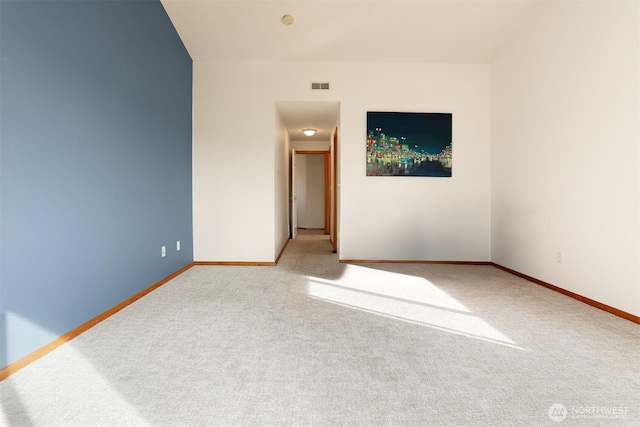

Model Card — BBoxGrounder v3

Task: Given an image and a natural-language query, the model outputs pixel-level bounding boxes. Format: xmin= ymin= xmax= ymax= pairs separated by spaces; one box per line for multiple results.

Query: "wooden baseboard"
xmin=193 ymin=261 xmax=276 ymax=266
xmin=0 ymin=262 xmax=195 ymax=382
xmin=337 ymin=259 xmax=638 ymax=324
xmin=340 ymin=259 xmax=492 ymax=265
xmin=275 ymin=238 xmax=290 ymax=264
xmin=3 ymin=258 xmax=634 ymax=382
xmin=492 ymin=263 xmax=640 ymax=325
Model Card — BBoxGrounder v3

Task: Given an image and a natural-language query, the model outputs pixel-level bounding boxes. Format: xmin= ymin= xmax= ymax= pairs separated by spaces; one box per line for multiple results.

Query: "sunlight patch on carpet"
xmin=306 ymin=264 xmax=521 ymax=349
xmin=1 ymin=344 xmax=150 ymax=425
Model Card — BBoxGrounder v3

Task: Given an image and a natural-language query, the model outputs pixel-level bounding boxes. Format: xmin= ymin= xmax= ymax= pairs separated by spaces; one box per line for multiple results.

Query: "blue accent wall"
xmin=0 ymin=0 xmax=193 ymax=368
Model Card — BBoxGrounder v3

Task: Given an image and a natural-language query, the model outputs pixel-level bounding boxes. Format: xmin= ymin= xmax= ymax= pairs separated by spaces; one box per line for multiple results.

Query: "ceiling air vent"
xmin=311 ymin=82 xmax=330 ymax=90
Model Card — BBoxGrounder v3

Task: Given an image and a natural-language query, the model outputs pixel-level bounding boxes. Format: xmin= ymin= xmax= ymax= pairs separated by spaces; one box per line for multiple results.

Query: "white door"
xmin=291 ymin=149 xmax=298 ymax=239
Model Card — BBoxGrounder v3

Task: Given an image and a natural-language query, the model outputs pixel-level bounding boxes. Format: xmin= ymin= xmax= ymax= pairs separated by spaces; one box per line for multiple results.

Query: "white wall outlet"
xmin=162 ymin=246 xmax=166 ymax=257
xmin=556 ymin=252 xmax=563 ymax=264
xmin=177 ymin=240 xmax=181 ymax=251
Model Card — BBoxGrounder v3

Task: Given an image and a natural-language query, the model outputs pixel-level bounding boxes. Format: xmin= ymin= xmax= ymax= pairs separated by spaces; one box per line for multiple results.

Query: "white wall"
xmin=193 ymin=61 xmax=491 ymax=262
xmin=296 ymin=153 xmax=307 ymax=228
xmin=292 ymin=140 xmax=330 ymax=151
xmin=274 ymin=110 xmax=289 ymax=258
xmin=306 ymin=154 xmax=325 ymax=229
xmin=491 ymin=1 xmax=640 ymax=316
xmin=193 ymin=63 xmax=276 ymax=262
xmin=338 ymin=64 xmax=491 ymax=261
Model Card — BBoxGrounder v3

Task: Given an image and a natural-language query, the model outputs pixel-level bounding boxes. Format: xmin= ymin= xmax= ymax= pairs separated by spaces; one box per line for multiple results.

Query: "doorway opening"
xmin=276 ymin=101 xmax=340 ymax=254
xmin=293 ymin=151 xmax=330 ymax=236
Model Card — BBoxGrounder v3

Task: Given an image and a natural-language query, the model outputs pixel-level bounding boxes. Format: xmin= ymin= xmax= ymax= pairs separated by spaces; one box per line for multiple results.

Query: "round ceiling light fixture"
xmin=281 ymin=15 xmax=294 ymax=25
xmin=302 ymin=129 xmax=317 ymax=136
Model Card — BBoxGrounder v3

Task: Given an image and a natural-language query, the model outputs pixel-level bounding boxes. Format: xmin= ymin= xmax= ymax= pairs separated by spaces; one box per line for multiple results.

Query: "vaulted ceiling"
xmin=161 ymin=0 xmax=538 ymax=63
xmin=160 ymin=0 xmax=539 ymax=140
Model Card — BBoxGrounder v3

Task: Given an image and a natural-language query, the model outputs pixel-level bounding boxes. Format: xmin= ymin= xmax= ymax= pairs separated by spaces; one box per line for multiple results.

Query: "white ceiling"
xmin=275 ymin=101 xmax=340 ymax=142
xmin=161 ymin=0 xmax=538 ymax=141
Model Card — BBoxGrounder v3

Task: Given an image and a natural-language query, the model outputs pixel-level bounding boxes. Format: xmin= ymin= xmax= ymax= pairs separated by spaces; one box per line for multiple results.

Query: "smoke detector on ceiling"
xmin=282 ymin=15 xmax=294 ymax=25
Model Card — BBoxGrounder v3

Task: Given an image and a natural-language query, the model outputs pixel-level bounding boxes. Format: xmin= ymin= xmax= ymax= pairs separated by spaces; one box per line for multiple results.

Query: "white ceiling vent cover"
xmin=311 ymin=82 xmax=330 ymax=90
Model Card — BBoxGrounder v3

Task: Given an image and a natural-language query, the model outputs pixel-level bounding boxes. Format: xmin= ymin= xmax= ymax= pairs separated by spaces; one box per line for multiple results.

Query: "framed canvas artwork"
xmin=366 ymin=112 xmax=452 ymax=177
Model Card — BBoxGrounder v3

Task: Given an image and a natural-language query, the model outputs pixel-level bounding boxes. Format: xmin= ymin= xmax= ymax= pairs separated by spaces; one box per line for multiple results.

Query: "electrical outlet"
xmin=162 ymin=246 xmax=166 ymax=257
xmin=556 ymin=252 xmax=563 ymax=264
xmin=177 ymin=240 xmax=181 ymax=251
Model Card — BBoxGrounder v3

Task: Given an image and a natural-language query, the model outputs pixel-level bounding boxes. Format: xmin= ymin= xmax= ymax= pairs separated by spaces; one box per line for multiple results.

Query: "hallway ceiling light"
xmin=281 ymin=15 xmax=294 ymax=25
xmin=302 ymin=129 xmax=317 ymax=136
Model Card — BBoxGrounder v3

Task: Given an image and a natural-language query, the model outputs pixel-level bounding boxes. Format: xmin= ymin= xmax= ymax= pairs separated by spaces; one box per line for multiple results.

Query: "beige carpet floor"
xmin=1 ymin=233 xmax=639 ymax=426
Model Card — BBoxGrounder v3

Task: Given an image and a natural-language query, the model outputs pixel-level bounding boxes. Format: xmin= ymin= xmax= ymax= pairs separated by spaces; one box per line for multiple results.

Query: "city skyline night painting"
xmin=366 ymin=112 xmax=452 ymax=177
